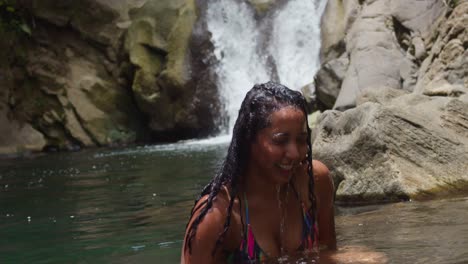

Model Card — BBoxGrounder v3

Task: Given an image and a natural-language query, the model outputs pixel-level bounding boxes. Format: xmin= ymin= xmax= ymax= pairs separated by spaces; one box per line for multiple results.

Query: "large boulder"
xmin=313 ymin=87 xmax=468 ymax=204
xmin=316 ymin=0 xmax=448 ymax=110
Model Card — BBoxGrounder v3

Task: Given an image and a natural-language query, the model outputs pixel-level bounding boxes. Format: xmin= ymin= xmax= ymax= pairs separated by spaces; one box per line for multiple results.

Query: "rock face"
xmin=0 ymin=0 xmax=220 ymax=155
xmin=415 ymin=1 xmax=468 ymax=97
xmin=316 ymin=0 xmax=449 ymax=110
xmin=126 ymin=0 xmax=219 ymax=139
xmin=314 ymin=1 xmax=468 ymax=203
xmin=314 ymin=88 xmax=468 ymax=204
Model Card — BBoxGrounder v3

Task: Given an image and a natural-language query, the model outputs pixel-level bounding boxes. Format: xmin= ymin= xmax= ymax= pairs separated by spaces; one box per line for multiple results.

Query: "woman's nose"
xmin=285 ymin=143 xmax=301 ymax=161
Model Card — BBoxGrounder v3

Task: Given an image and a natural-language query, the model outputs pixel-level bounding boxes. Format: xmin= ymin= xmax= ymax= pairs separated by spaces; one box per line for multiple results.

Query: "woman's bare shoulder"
xmin=181 ymin=187 xmax=239 ymax=264
xmin=312 ymin=160 xmax=333 ymax=194
xmin=312 ymin=160 xmax=330 ymax=181
xmin=186 ymin=187 xmax=232 ymax=233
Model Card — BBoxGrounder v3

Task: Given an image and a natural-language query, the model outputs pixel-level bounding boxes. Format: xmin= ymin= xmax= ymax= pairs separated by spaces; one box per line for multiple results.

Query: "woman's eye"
xmin=272 ymin=137 xmax=288 ymax=145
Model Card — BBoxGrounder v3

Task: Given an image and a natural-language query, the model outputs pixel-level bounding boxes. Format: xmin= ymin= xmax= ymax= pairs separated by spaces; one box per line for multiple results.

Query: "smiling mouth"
xmin=277 ymin=164 xmax=293 ymax=171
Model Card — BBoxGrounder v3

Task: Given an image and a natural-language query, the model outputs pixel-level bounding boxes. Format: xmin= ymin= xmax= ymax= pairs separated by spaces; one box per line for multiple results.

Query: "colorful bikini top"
xmin=227 ymin=187 xmax=318 ymax=263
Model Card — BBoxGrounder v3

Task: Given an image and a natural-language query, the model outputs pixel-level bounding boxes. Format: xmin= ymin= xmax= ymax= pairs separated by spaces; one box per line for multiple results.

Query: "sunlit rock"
xmin=316 ymin=0 xmax=448 ymax=110
xmin=415 ymin=2 xmax=468 ymax=96
xmin=314 ymin=87 xmax=468 ymax=204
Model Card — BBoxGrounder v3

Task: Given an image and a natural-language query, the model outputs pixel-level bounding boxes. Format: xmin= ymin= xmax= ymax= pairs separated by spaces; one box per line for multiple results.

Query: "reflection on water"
xmin=0 ymin=143 xmax=468 ymax=263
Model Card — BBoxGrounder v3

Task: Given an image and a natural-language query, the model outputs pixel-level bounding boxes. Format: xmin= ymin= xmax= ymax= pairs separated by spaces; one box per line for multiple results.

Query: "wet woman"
xmin=181 ymin=82 xmax=337 ymax=263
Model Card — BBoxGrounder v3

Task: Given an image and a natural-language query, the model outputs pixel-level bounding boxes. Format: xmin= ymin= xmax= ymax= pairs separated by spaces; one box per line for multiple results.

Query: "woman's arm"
xmin=312 ymin=161 xmax=388 ymax=263
xmin=313 ymin=160 xmax=337 ymax=250
xmin=181 ymin=195 xmax=229 ymax=264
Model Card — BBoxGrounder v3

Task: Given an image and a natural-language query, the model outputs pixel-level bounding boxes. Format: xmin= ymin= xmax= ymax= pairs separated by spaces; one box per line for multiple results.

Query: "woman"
xmin=182 ymin=82 xmax=336 ymax=263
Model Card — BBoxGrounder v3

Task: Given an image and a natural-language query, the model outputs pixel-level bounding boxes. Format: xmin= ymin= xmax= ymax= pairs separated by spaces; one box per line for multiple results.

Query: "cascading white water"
xmin=206 ymin=0 xmax=327 ymax=135
xmin=269 ymin=0 xmax=327 ymax=90
xmin=206 ymin=0 xmax=271 ymax=133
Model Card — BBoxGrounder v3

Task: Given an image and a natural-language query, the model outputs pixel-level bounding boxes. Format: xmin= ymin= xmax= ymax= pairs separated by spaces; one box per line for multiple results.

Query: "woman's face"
xmin=249 ymin=106 xmax=308 ymax=184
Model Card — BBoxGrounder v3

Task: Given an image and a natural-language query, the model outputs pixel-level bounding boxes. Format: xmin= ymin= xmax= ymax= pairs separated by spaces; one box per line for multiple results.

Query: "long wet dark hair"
xmin=184 ymin=81 xmax=316 ymax=255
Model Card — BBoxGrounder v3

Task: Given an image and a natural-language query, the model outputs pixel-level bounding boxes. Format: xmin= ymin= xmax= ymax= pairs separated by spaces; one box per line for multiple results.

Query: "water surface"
xmin=1 ymin=143 xmax=467 ymax=263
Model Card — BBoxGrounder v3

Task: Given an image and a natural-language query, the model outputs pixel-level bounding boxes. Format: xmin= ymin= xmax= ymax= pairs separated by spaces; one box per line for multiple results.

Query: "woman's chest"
xmin=226 ymin=198 xmax=306 ymax=257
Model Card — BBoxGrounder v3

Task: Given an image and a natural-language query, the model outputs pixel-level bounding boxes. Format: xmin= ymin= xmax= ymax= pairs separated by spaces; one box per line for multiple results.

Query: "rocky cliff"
xmin=0 ymin=0 xmax=221 ymax=156
xmin=314 ymin=0 xmax=468 ymax=203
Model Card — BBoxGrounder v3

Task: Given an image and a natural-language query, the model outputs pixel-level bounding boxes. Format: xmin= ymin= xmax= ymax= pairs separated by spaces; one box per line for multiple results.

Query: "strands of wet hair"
xmin=184 ymin=81 xmax=317 ymax=255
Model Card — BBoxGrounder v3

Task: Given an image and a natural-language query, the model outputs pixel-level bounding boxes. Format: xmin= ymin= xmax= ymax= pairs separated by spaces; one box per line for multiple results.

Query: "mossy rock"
xmin=128 ymin=0 xmax=186 ymax=39
xmin=159 ymin=0 xmax=197 ymax=93
xmin=125 ymin=17 xmax=167 ymax=75
xmin=80 ymin=79 xmax=143 ymax=145
xmin=132 ymin=69 xmax=161 ymax=112
xmin=126 ymin=18 xmax=168 ymax=53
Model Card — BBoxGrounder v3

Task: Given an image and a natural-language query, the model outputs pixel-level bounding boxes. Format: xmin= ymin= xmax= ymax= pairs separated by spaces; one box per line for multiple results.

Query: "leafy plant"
xmin=0 ymin=0 xmax=31 ymax=35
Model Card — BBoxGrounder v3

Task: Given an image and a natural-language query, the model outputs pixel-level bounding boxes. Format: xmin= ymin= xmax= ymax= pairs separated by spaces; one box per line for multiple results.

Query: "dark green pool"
xmin=1 ymin=141 xmax=467 ymax=263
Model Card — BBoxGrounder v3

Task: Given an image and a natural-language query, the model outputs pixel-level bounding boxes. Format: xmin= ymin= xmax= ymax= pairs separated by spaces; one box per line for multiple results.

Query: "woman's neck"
xmin=242 ymin=165 xmax=291 ymax=203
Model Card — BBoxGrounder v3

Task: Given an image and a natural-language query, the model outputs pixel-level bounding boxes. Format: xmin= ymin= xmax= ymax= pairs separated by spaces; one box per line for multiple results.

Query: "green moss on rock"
xmin=159 ymin=0 xmax=197 ymax=94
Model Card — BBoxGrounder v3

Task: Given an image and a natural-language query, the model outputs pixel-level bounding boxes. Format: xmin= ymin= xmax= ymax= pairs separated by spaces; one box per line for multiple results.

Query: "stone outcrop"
xmin=316 ymin=0 xmax=450 ymax=110
xmin=314 ymin=88 xmax=468 ymax=204
xmin=0 ymin=1 xmax=145 ymax=154
xmin=415 ymin=1 xmax=468 ymax=97
xmin=314 ymin=0 xmax=468 ymax=203
xmin=0 ymin=72 xmax=47 ymax=155
xmin=125 ymin=0 xmax=220 ymax=139
xmin=0 ymin=0 xmax=220 ymax=155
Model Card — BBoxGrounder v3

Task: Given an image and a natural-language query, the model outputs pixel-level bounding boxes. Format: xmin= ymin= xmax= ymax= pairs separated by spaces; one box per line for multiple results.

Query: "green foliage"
xmin=0 ymin=0 xmax=31 ymax=66
xmin=0 ymin=0 xmax=30 ymax=35
xmin=448 ymin=0 xmax=460 ymax=8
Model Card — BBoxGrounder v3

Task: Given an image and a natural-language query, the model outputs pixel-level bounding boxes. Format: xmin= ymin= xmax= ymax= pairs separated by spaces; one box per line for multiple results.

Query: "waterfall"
xmin=206 ymin=0 xmax=327 ymax=135
xmin=206 ymin=0 xmax=271 ymax=133
xmin=269 ymin=0 xmax=327 ymax=90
